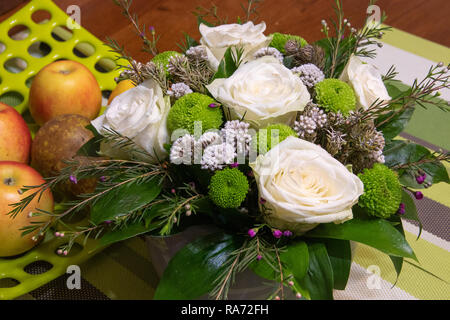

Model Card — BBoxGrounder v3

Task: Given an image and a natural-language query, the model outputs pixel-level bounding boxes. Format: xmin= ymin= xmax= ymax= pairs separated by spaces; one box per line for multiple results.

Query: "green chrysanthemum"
xmin=257 ymin=124 xmax=297 ymax=152
xmin=315 ymin=79 xmax=356 ymax=115
xmin=167 ymin=93 xmax=223 ymax=134
xmin=208 ymin=168 xmax=249 ymax=209
xmin=269 ymin=32 xmax=308 ymax=54
xmin=152 ymin=51 xmax=182 ymax=75
xmin=358 ymin=163 xmax=402 ymax=218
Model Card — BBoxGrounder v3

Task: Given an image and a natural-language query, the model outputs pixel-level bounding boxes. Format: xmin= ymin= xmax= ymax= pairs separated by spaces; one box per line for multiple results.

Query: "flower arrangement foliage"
xmin=10 ymin=0 xmax=450 ymax=300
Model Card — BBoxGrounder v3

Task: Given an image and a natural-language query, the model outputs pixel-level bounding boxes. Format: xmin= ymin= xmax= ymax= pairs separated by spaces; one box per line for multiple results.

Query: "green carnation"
xmin=358 ymin=163 xmax=402 ymax=218
xmin=315 ymin=79 xmax=356 ymax=115
xmin=257 ymin=124 xmax=297 ymax=152
xmin=209 ymin=168 xmax=249 ymax=209
xmin=152 ymin=51 xmax=182 ymax=75
xmin=269 ymin=32 xmax=308 ymax=54
xmin=167 ymin=93 xmax=223 ymax=134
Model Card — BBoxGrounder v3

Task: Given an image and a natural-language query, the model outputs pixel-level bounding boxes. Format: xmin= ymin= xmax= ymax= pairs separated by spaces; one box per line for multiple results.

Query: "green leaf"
xmin=401 ymin=189 xmax=422 ymax=239
xmin=376 ymin=107 xmax=415 ymax=141
xmin=297 ymin=242 xmax=334 ymax=300
xmin=98 ymin=221 xmax=162 ymax=248
xmin=77 ymin=124 xmax=102 ymax=157
xmin=322 ymin=239 xmax=352 ymax=290
xmin=384 ymin=80 xmax=411 ymax=100
xmin=211 ymin=47 xmax=239 ymax=80
xmin=90 ymin=179 xmax=162 ymax=225
xmin=384 ymin=140 xmax=450 ymax=188
xmin=249 ymin=254 xmax=278 ymax=282
xmin=154 ymin=233 xmax=244 ymax=300
xmin=387 ymin=214 xmax=406 ymax=284
xmin=305 ymin=218 xmax=417 ymax=260
xmin=280 ymin=241 xmax=309 ymax=282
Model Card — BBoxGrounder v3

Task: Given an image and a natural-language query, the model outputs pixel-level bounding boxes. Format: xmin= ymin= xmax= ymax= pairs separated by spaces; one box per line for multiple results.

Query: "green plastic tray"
xmin=0 ymin=0 xmax=125 ymax=299
xmin=0 ymin=0 xmax=122 ymax=113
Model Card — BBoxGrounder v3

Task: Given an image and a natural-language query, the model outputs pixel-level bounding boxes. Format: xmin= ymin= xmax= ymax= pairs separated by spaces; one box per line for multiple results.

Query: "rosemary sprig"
xmin=241 ymin=0 xmax=264 ymax=23
xmin=112 ymin=0 xmax=159 ymax=56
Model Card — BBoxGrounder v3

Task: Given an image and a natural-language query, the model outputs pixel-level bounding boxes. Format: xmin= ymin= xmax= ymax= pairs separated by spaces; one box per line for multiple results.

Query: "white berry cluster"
xmin=167 ymin=82 xmax=193 ymax=99
xmin=291 ymin=63 xmax=325 ymax=89
xmin=169 ymin=121 xmax=254 ymax=171
xmin=294 ymin=104 xmax=327 ymax=140
xmin=186 ymin=45 xmax=209 ymax=61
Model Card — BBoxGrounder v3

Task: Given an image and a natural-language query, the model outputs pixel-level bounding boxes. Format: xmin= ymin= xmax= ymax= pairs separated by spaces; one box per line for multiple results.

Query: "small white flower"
xmin=167 ymin=82 xmax=193 ymax=99
xmin=201 ymin=143 xmax=236 ymax=171
xmin=291 ymin=64 xmax=325 ymax=89
xmin=170 ymin=134 xmax=197 ymax=165
xmin=186 ymin=45 xmax=209 ymax=61
xmin=221 ymin=120 xmax=253 ymax=155
xmin=254 ymin=47 xmax=284 ymax=63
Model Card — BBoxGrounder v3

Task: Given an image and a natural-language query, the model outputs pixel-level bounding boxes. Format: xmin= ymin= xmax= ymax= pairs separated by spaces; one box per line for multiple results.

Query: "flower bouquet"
xmin=10 ymin=0 xmax=449 ymax=300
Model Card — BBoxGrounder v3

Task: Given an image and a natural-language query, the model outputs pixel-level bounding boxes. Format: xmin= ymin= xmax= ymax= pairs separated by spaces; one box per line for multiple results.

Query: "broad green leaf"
xmin=211 ymin=47 xmax=239 ymax=81
xmin=249 ymin=254 xmax=278 ymax=282
xmin=298 ymin=242 xmax=334 ymax=300
xmin=388 ymin=215 xmax=406 ymax=284
xmin=154 ymin=233 xmax=244 ymax=300
xmin=384 ymin=140 xmax=450 ymax=188
xmin=322 ymin=239 xmax=352 ymax=290
xmin=305 ymin=218 xmax=417 ymax=260
xmin=400 ymin=189 xmax=422 ymax=239
xmin=384 ymin=80 xmax=411 ymax=100
xmin=377 ymin=107 xmax=415 ymax=141
xmin=98 ymin=221 xmax=162 ymax=248
xmin=91 ymin=179 xmax=162 ymax=225
xmin=280 ymin=241 xmax=309 ymax=282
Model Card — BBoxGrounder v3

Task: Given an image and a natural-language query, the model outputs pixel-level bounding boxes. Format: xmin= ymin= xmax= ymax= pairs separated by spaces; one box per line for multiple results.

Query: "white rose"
xmin=92 ymin=79 xmax=170 ymax=163
xmin=340 ymin=55 xmax=391 ymax=110
xmin=199 ymin=21 xmax=272 ymax=70
xmin=207 ymin=56 xmax=310 ymax=129
xmin=250 ymin=137 xmax=364 ymax=234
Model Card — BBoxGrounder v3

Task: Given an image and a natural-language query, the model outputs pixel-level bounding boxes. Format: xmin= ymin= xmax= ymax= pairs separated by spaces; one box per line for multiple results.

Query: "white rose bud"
xmin=92 ymin=79 xmax=170 ymax=163
xmin=207 ymin=56 xmax=310 ymax=129
xmin=199 ymin=21 xmax=272 ymax=70
xmin=340 ymin=55 xmax=391 ymax=110
xmin=250 ymin=137 xmax=364 ymax=234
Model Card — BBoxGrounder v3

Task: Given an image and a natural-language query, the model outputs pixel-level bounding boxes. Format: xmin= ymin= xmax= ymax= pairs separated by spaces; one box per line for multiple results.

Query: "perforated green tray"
xmin=0 ymin=0 xmax=123 ymax=113
xmin=0 ymin=0 xmax=125 ymax=300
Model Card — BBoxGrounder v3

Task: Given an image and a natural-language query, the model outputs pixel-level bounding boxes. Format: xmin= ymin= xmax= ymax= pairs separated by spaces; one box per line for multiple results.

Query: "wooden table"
xmin=1 ymin=0 xmax=449 ymax=63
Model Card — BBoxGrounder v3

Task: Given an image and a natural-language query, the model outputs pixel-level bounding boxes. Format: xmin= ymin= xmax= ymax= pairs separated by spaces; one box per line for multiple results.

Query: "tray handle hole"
xmin=0 ymin=91 xmax=25 ymax=107
xmin=0 ymin=278 xmax=20 ymax=288
xmin=4 ymin=58 xmax=28 ymax=74
xmin=8 ymin=25 xmax=30 ymax=40
xmin=23 ymin=261 xmax=54 ymax=275
xmin=73 ymin=42 xmax=96 ymax=58
xmin=31 ymin=10 xmax=52 ymax=24
xmin=28 ymin=41 xmax=52 ymax=58
xmin=51 ymin=26 xmax=74 ymax=42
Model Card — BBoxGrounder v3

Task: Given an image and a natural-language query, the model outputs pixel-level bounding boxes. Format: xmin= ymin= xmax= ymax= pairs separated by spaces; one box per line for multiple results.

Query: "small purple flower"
xmin=247 ymin=171 xmax=254 ymax=177
xmin=259 ymin=198 xmax=267 ymax=205
xmin=208 ymin=103 xmax=219 ymax=108
xmin=273 ymin=230 xmax=283 ymax=239
xmin=414 ymin=191 xmax=424 ymax=200
xmin=230 ymin=162 xmax=239 ymax=168
xmin=256 ymin=255 xmax=263 ymax=261
xmin=283 ymin=230 xmax=293 ymax=237
xmin=171 ymin=188 xmax=176 ymax=194
xmin=248 ymin=229 xmax=257 ymax=238
xmin=105 ymin=220 xmax=113 ymax=225
xmin=397 ymin=203 xmax=406 ymax=215
xmin=416 ymin=175 xmax=425 ymax=184
xmin=99 ymin=176 xmax=107 ymax=182
xmin=69 ymin=175 xmax=78 ymax=185
xmin=149 ymin=26 xmax=155 ymax=33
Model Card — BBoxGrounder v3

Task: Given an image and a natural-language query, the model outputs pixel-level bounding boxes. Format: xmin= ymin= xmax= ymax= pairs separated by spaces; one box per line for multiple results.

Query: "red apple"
xmin=0 ymin=161 xmax=54 ymax=257
xmin=0 ymin=102 xmax=32 ymax=163
xmin=29 ymin=60 xmax=102 ymax=125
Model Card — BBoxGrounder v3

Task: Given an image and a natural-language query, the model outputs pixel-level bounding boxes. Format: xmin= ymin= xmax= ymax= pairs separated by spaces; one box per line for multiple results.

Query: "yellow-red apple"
xmin=0 ymin=161 xmax=54 ymax=257
xmin=0 ymin=102 xmax=32 ymax=163
xmin=29 ymin=60 xmax=102 ymax=125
